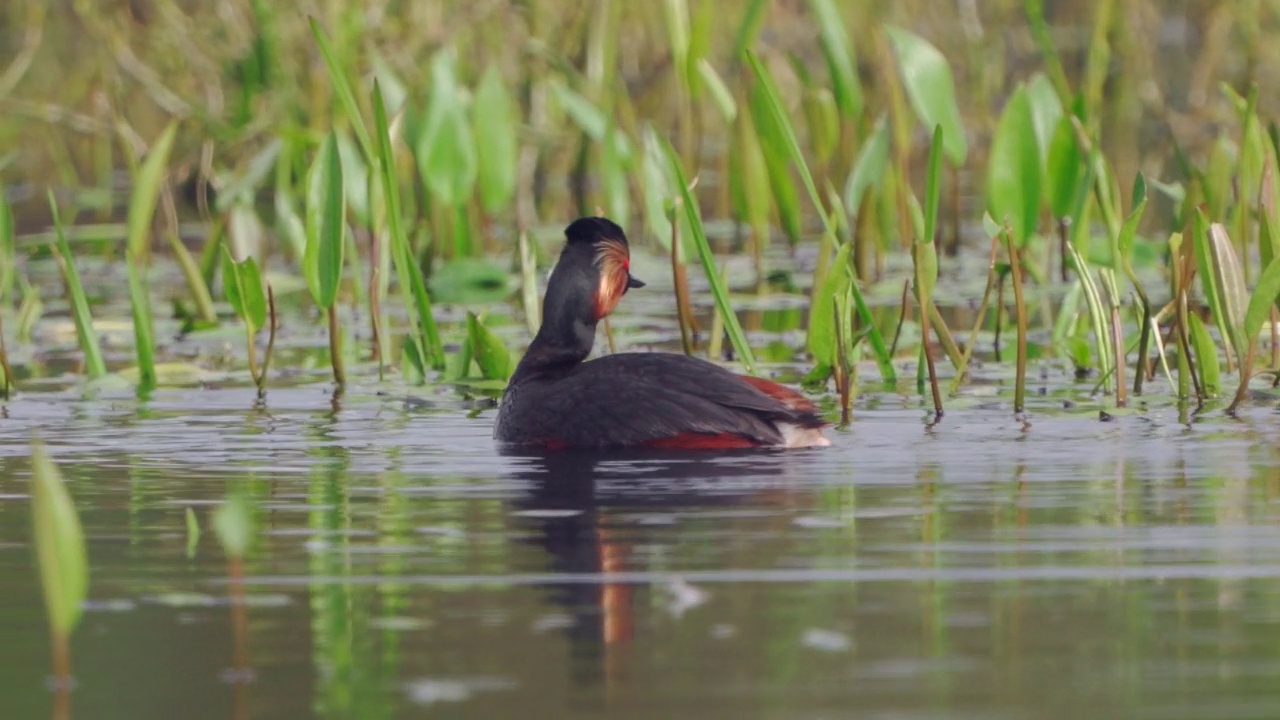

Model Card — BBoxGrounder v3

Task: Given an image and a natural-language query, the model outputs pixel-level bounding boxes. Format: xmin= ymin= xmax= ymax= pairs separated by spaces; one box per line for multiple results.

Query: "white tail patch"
xmin=776 ymin=422 xmax=831 ymax=448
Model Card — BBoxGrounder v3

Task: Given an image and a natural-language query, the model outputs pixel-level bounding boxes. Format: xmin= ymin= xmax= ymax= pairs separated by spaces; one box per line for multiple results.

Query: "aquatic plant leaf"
xmin=30 ymin=441 xmax=88 ymax=638
xmin=374 ymin=82 xmax=443 ymax=372
xmin=986 ymin=85 xmax=1041 ymax=244
xmin=212 ymin=492 xmax=253 ymax=560
xmin=222 ymin=249 xmax=268 ymax=333
xmin=0 ymin=189 xmax=13 ymax=301
xmin=1194 ymin=215 xmax=1248 ymax=360
xmin=549 ymin=80 xmax=632 ymax=161
xmin=729 ymin=112 xmax=771 ymax=251
xmin=750 ymin=82 xmax=803 ymax=243
xmin=663 ymin=139 xmax=758 ymax=374
xmin=185 ymin=507 xmax=200 ymax=560
xmin=885 ymin=26 xmax=967 ymax=165
xmin=640 ymin=127 xmax=677 ymax=251
xmin=602 ymin=122 xmax=630 ymax=226
xmin=429 ymin=258 xmax=512 ymax=305
xmin=1025 ymin=73 xmax=1063 ymax=166
xmin=662 ymin=0 xmax=691 ymax=84
xmin=734 ymin=0 xmax=768 ymax=56
xmin=467 ymin=312 xmax=512 ymax=381
xmin=214 ymin=138 xmax=282 ymax=213
xmin=308 ymin=18 xmax=374 ymax=160
xmin=808 ymin=0 xmax=861 ymax=119
xmin=1244 ymin=255 xmax=1280 ymax=346
xmin=334 ymin=130 xmax=370 ymax=226
xmin=125 ymin=259 xmax=156 ymax=392
xmin=304 ymin=131 xmax=346 ymax=310
xmin=1045 ymin=114 xmax=1084 ymax=219
xmin=843 ymin=116 xmax=890 ymax=223
xmin=803 ymin=88 xmax=840 ymax=167
xmin=808 ymin=241 xmax=851 ymax=365
xmin=48 ymin=192 xmax=107 ymax=379
xmin=416 ymin=51 xmax=478 ymax=207
xmin=923 ymin=124 xmax=943 ymax=247
xmin=126 ymin=122 xmax=178 ymax=260
xmin=473 ymin=65 xmax=519 ymax=213
xmin=696 ymin=60 xmax=737 ymax=121
xmin=1187 ymin=313 xmax=1221 ymax=397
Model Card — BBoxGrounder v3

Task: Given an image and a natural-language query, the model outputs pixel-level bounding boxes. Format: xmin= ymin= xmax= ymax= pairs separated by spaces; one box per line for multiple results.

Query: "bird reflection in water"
xmin=504 ymin=449 xmax=802 ymax=695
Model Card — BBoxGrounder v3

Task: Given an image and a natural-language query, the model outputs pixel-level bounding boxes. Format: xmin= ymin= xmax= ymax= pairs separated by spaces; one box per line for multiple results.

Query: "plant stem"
xmin=671 ymin=214 xmax=694 ymax=356
xmin=328 ymin=305 xmax=345 ymax=387
xmin=1005 ymin=229 xmax=1029 ymax=415
xmin=258 ymin=286 xmax=277 ymax=399
xmin=0 ymin=308 xmax=13 ymax=399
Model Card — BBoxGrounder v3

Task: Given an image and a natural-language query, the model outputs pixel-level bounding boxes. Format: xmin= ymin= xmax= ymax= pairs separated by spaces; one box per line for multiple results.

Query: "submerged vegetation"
xmin=1 ymin=0 xmax=1279 ymax=422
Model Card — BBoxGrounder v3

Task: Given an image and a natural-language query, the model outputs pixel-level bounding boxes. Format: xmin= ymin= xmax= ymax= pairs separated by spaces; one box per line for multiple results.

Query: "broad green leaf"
xmin=48 ymin=192 xmax=106 ymax=379
xmin=640 ymin=126 xmax=676 ymax=250
xmin=467 ymin=312 xmax=513 ymax=381
xmin=126 ymin=122 xmax=178 ymax=260
xmin=30 ymin=441 xmax=88 ymax=637
xmin=986 ymin=85 xmax=1041 ymax=244
xmin=808 ymin=0 xmax=862 ymax=119
xmin=885 ymin=26 xmax=967 ymax=165
xmin=1245 ymin=255 xmax=1280 ymax=343
xmin=843 ymin=116 xmax=890 ymax=222
xmin=473 ymin=65 xmax=519 ymax=212
xmin=1025 ymin=72 xmax=1063 ymax=166
xmin=305 ymin=132 xmax=346 ymax=309
xmin=416 ymin=51 xmax=478 ymax=207
xmin=1046 ymin=114 xmax=1084 ymax=218
xmin=220 ymin=248 xmax=244 ymax=318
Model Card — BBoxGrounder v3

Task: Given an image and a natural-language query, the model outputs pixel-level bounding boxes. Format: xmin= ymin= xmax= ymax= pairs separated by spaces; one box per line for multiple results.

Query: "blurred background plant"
xmin=1 ymin=0 xmax=1279 ymax=416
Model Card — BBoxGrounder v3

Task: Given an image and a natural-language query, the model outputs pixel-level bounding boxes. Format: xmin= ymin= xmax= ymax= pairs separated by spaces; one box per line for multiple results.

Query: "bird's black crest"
xmin=564 ymin=216 xmax=628 ymax=247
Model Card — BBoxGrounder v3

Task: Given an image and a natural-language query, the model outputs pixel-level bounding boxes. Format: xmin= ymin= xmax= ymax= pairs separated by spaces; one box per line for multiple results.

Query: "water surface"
xmin=3 ymin=383 xmax=1280 ymax=719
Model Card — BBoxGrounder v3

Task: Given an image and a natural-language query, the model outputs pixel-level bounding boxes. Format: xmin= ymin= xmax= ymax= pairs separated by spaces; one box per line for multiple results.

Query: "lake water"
xmin=3 ymin=379 xmax=1280 ymax=719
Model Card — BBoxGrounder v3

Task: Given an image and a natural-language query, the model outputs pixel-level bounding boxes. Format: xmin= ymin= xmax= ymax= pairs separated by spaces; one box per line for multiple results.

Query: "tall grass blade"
xmin=374 ymin=83 xmax=443 ymax=373
xmin=308 ymin=18 xmax=374 ymax=160
xmin=48 ymin=192 xmax=107 ymax=379
xmin=125 ymin=260 xmax=156 ymax=393
xmin=734 ymin=0 xmax=768 ymax=56
xmin=663 ymin=140 xmax=757 ymax=374
xmin=125 ymin=122 xmax=178 ymax=261
xmin=1 ymin=177 xmax=16 ymax=302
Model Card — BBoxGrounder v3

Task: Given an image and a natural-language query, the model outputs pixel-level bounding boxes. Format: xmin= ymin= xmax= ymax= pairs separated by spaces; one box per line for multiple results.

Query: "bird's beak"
xmin=627 ymin=274 xmax=646 ymax=289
